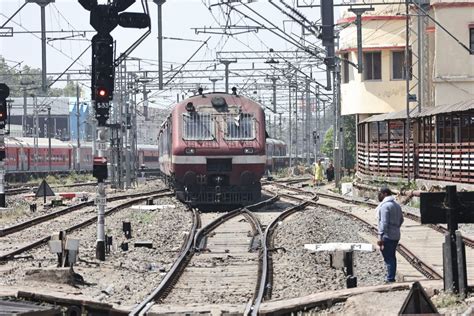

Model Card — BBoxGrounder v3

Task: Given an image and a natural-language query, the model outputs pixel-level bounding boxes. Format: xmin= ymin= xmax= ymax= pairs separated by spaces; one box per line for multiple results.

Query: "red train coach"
xmin=158 ymin=90 xmax=266 ymax=206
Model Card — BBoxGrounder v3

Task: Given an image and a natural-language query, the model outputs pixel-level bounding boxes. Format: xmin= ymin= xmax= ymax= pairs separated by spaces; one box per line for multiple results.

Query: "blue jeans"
xmin=381 ymin=238 xmax=399 ymax=282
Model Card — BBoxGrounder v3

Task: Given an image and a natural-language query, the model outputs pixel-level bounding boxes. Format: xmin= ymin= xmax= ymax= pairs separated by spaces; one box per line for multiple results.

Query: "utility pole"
xmin=125 ymin=73 xmax=132 ymax=189
xmin=142 ymin=81 xmax=149 ymax=120
xmin=348 ymin=7 xmax=375 ymax=74
xmin=404 ymin=0 xmax=412 ymax=183
xmin=278 ymin=113 xmax=282 ymax=139
xmin=269 ymin=76 xmax=278 ymax=139
xmin=294 ymin=83 xmax=298 ymax=162
xmin=153 ymin=0 xmax=166 ymax=90
xmin=26 ymin=0 xmax=54 ymax=94
xmin=22 ymin=88 xmax=28 ymax=136
xmin=76 ymin=84 xmax=81 ymax=172
xmin=219 ymin=59 xmax=237 ymax=93
xmin=305 ymin=79 xmax=311 ymax=165
xmin=0 ymin=83 xmax=9 ymax=208
xmin=33 ymin=96 xmax=39 ymax=174
xmin=47 ymin=106 xmax=51 ymax=172
xmin=288 ymin=81 xmax=293 ymax=169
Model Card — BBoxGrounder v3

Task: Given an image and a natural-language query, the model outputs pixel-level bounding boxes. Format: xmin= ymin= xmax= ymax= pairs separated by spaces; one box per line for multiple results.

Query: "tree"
xmin=321 ymin=126 xmax=334 ymax=159
xmin=343 ymin=115 xmax=356 ymax=169
xmin=0 ymin=55 xmax=75 ymax=97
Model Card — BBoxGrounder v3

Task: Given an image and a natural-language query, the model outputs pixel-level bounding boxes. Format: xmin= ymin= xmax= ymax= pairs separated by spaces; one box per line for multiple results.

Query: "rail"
xmin=0 ymin=190 xmax=173 ymax=261
xmin=251 ymin=193 xmax=317 ymax=315
xmin=0 ymin=188 xmax=171 ymax=237
xmin=130 ymin=194 xmax=279 ymax=316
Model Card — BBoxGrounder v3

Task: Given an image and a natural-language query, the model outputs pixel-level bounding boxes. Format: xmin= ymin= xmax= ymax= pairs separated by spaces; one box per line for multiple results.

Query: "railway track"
xmin=5 ymin=181 xmax=98 ymax=195
xmin=0 ymin=189 xmax=172 ymax=261
xmin=263 ymin=182 xmax=444 ymax=280
xmin=0 ymin=188 xmax=170 ymax=237
xmin=130 ymin=195 xmax=281 ymax=315
xmin=271 ymin=181 xmax=474 ymax=249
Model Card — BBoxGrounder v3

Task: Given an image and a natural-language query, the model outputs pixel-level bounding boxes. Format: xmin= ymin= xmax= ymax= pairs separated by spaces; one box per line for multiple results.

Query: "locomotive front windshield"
xmin=225 ymin=113 xmax=255 ymax=140
xmin=183 ymin=113 xmax=214 ymax=140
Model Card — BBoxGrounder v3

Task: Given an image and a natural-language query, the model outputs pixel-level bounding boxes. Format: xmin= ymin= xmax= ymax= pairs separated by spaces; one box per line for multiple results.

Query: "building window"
xmin=392 ymin=51 xmax=412 ymax=80
xmin=470 ymin=27 xmax=474 ymax=55
xmin=342 ymin=53 xmax=350 ymax=83
xmin=363 ymin=52 xmax=381 ymax=80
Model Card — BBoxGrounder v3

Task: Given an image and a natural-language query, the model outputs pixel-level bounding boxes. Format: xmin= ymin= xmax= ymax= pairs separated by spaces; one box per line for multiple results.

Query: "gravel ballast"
xmin=0 ymin=194 xmax=193 ymax=308
xmin=270 ymin=205 xmax=386 ymax=300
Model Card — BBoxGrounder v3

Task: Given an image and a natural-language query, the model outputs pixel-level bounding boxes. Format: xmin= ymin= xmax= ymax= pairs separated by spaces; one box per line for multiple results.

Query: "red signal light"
xmin=97 ymin=87 xmax=108 ymax=99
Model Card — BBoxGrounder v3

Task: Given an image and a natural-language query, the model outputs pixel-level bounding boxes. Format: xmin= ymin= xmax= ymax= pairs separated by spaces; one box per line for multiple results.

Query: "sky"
xmin=0 ymin=0 xmax=334 ymax=111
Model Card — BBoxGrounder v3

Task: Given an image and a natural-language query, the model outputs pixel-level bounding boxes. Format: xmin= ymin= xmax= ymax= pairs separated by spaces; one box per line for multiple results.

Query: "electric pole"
xmin=76 ymin=84 xmax=81 ymax=172
xmin=26 ymin=0 xmax=54 ymax=94
xmin=154 ymin=0 xmax=166 ymax=90
xmin=0 ymin=83 xmax=9 ymax=208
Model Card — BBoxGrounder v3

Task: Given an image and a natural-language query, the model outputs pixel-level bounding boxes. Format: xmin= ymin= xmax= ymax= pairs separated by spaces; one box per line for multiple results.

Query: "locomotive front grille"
xmin=206 ymin=158 xmax=232 ymax=172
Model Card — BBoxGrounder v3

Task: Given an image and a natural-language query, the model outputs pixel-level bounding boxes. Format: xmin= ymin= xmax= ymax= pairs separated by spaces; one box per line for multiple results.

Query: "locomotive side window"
xmin=225 ymin=113 xmax=255 ymax=140
xmin=183 ymin=113 xmax=214 ymax=140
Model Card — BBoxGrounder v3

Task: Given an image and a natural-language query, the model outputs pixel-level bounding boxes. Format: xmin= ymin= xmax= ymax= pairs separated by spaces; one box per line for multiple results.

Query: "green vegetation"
xmin=343 ymin=115 xmax=356 ymax=169
xmin=432 ymin=292 xmax=465 ymax=309
xmin=0 ymin=55 xmax=80 ymax=97
xmin=321 ymin=127 xmax=334 ymax=159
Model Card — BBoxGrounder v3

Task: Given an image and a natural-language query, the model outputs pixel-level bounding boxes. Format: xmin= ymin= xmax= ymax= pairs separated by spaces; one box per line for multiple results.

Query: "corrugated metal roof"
xmin=360 ymin=99 xmax=474 ymax=124
xmin=360 ymin=107 xmax=417 ymax=123
xmin=417 ymin=99 xmax=474 ymax=117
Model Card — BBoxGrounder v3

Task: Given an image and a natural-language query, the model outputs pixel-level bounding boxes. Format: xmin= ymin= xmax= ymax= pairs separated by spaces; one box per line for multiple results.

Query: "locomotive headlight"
xmin=243 ymin=147 xmax=254 ymax=154
xmin=185 ymin=147 xmax=196 ymax=155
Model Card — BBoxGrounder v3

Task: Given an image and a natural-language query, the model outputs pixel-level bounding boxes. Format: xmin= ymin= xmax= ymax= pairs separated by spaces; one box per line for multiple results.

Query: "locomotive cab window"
xmin=182 ymin=113 xmax=214 ymax=140
xmin=225 ymin=113 xmax=255 ymax=140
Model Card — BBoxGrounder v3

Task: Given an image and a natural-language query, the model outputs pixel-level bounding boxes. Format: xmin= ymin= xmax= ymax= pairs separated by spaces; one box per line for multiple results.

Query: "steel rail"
xmin=251 ymin=193 xmax=318 ymax=316
xmin=266 ymin=181 xmax=474 ymax=249
xmin=130 ymin=195 xmax=280 ymax=315
xmin=129 ymin=206 xmax=200 ymax=316
xmin=264 ymin=184 xmax=442 ymax=280
xmin=0 ymin=190 xmax=173 ymax=261
xmin=0 ymin=189 xmax=171 ymax=237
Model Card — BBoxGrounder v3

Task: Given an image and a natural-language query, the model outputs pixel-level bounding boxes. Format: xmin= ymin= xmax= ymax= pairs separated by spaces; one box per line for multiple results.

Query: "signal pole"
xmin=79 ymin=0 xmax=151 ymax=260
xmin=0 ymin=83 xmax=9 ymax=208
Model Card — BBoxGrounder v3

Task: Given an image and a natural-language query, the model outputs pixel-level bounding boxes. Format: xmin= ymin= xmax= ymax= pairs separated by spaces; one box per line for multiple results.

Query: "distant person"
xmin=326 ymin=161 xmax=335 ymax=182
xmin=376 ymin=187 xmax=404 ymax=283
xmin=313 ymin=159 xmax=324 ymax=186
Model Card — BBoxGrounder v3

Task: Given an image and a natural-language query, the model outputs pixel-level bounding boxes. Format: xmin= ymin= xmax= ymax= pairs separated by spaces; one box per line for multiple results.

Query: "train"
xmin=158 ymin=90 xmax=276 ymax=206
xmin=2 ymin=136 xmax=160 ymax=179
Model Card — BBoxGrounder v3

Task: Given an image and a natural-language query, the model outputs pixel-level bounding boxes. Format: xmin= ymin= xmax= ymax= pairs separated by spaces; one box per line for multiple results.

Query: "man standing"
xmin=326 ymin=161 xmax=335 ymax=182
xmin=377 ymin=187 xmax=404 ymax=283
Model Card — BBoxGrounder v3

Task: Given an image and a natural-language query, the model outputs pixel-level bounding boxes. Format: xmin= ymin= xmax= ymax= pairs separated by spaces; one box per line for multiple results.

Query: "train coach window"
xmin=225 ymin=113 xmax=255 ymax=140
xmin=183 ymin=113 xmax=214 ymax=140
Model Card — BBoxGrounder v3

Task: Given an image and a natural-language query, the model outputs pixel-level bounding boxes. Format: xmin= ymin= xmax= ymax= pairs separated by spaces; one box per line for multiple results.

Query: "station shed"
xmin=357 ymin=100 xmax=474 ymax=184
